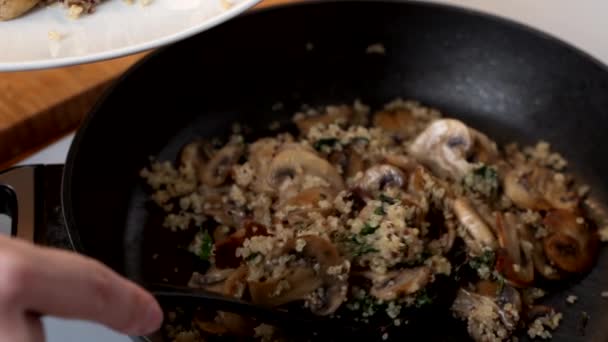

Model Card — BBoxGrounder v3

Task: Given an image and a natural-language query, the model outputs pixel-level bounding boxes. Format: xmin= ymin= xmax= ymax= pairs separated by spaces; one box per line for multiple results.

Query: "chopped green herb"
xmin=463 ymin=164 xmax=499 ymax=198
xmin=379 ymin=194 xmax=396 ymax=204
xmin=374 ymin=206 xmax=386 ymax=216
xmin=360 ymin=222 xmax=379 ymax=235
xmin=415 ymin=289 xmax=434 ymax=308
xmin=199 ymin=230 xmax=214 ymax=261
xmin=468 ymin=250 xmax=496 ymax=270
xmin=340 ymin=234 xmax=379 ymax=257
xmin=313 ymin=138 xmax=339 ymax=151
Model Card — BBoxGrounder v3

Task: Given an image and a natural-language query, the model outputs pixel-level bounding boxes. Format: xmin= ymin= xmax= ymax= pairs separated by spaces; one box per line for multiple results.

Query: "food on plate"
xmin=0 ymin=0 xmax=150 ymax=20
xmin=0 ymin=0 xmax=40 ymax=20
xmin=141 ymin=99 xmax=603 ymax=342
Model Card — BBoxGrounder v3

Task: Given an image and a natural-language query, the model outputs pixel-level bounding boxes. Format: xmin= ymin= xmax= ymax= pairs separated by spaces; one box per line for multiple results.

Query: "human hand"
xmin=0 ymin=235 xmax=163 ymax=341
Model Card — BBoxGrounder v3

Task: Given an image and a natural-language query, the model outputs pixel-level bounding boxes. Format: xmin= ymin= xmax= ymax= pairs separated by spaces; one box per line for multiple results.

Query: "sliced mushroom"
xmin=201 ymin=186 xmax=246 ymax=228
xmin=368 ymin=266 xmax=431 ymax=301
xmin=494 ymin=213 xmax=534 ymax=287
xmin=249 ymin=267 xmax=323 ymax=307
xmin=383 ymin=154 xmax=418 ymax=173
xmin=453 ymin=197 xmax=498 ymax=255
xmin=355 ymin=164 xmax=405 ymax=198
xmin=187 ymin=268 xmax=235 ymax=293
xmin=214 ymin=221 xmax=268 ymax=269
xmin=531 ymin=238 xmax=563 ymax=281
xmin=543 ymin=210 xmax=599 ymax=273
xmin=267 ymin=145 xmax=344 ymax=192
xmin=329 ymin=148 xmax=366 ymax=180
xmin=223 ymin=265 xmax=249 ymax=298
xmin=215 ymin=311 xmax=256 ymax=336
xmin=248 ymin=138 xmax=281 ymax=193
xmin=452 ymin=287 xmax=520 ymax=341
xmin=201 ymin=143 xmax=244 ymax=187
xmin=278 ymin=186 xmax=337 ymax=226
xmin=248 ymin=236 xmax=347 ymax=315
xmin=294 ymin=105 xmax=353 ymax=135
xmin=179 ymin=140 xmax=209 ymax=177
xmin=373 ymin=108 xmax=417 ymax=140
xmin=503 ymin=165 xmax=578 ymax=211
xmin=409 ymin=119 xmax=498 ymax=180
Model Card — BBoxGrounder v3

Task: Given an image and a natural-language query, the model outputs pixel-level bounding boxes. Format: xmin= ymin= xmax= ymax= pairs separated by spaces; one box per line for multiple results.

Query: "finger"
xmin=0 ymin=237 xmax=163 ymax=336
xmin=0 ymin=311 xmax=44 ymax=342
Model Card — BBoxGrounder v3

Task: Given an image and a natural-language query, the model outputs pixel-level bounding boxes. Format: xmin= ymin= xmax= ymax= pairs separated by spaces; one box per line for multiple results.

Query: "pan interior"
xmin=62 ymin=2 xmax=608 ymax=340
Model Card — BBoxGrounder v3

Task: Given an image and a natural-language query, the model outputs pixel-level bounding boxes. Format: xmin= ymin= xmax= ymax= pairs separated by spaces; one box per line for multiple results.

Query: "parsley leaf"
xmin=374 ymin=206 xmax=386 ymax=216
xmin=379 ymin=194 xmax=396 ymax=204
xmin=415 ymin=289 xmax=434 ymax=308
xmin=360 ymin=222 xmax=379 ymax=235
xmin=199 ymin=230 xmax=214 ymax=261
xmin=463 ymin=164 xmax=499 ymax=198
xmin=468 ymin=250 xmax=496 ymax=270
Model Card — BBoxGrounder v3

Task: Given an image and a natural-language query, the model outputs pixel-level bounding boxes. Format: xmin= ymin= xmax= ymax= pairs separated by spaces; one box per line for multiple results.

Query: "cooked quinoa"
xmin=140 ymin=99 xmax=604 ymax=342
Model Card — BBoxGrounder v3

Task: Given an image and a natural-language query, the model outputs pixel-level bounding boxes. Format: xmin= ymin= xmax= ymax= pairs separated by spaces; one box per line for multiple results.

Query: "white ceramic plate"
xmin=0 ymin=0 xmax=261 ymax=71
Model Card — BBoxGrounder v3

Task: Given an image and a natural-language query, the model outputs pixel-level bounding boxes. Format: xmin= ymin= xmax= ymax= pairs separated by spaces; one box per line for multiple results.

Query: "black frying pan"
xmin=2 ymin=1 xmax=608 ymax=341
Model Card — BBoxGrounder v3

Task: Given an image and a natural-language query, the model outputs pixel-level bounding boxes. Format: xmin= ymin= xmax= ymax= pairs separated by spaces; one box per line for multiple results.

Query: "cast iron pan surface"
xmin=61 ymin=1 xmax=608 ymax=340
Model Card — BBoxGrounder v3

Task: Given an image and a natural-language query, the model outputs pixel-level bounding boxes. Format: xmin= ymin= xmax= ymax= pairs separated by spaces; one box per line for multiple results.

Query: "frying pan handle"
xmin=0 ymin=165 xmax=73 ymax=249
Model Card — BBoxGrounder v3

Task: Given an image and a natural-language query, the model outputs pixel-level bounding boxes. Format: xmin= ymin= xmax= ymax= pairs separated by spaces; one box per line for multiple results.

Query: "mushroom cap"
xmin=267 ymin=145 xmax=345 ymax=191
xmin=409 ymin=119 xmax=474 ymax=179
xmin=202 ymin=143 xmax=244 ymax=187
xmin=355 ymin=164 xmax=405 ymax=198
xmin=543 ymin=210 xmax=599 ymax=273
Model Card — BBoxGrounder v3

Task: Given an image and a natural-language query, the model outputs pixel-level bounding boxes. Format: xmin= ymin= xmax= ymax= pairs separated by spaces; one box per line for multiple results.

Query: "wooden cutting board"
xmin=0 ymin=0 xmax=292 ymax=168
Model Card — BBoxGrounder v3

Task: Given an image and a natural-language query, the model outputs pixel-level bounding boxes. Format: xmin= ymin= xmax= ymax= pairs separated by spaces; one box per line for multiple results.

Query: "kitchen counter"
xmin=10 ymin=0 xmax=608 ymax=341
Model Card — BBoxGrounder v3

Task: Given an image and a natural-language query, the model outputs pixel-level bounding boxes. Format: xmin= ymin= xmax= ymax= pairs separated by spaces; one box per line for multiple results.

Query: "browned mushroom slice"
xmin=494 ymin=213 xmax=534 ymax=287
xmin=194 ymin=319 xmax=230 ymax=335
xmin=179 ymin=140 xmax=209 ymax=178
xmin=223 ymin=266 xmax=249 ymax=298
xmin=531 ymin=239 xmax=563 ymax=281
xmin=281 ymin=186 xmax=336 ymax=212
xmin=201 ymin=188 xmax=247 ymax=228
xmin=369 ymin=266 xmax=431 ymax=301
xmin=355 ymin=164 xmax=405 ymax=198
xmin=216 ymin=311 xmax=256 ymax=336
xmin=329 ymin=148 xmax=366 ymax=180
xmin=188 ymin=268 xmax=235 ymax=293
xmin=279 ymin=186 xmax=337 ymax=226
xmin=543 ymin=210 xmax=599 ymax=273
xmin=249 ymin=138 xmax=281 ymax=193
xmin=294 ymin=105 xmax=353 ymax=135
xmin=372 ymin=108 xmax=417 ymax=140
xmin=267 ymin=146 xmax=345 ymax=192
xmin=214 ymin=221 xmax=268 ymax=269
xmin=249 ymin=267 xmax=323 ymax=307
xmin=452 ymin=287 xmax=520 ymax=341
xmin=503 ymin=165 xmax=578 ymax=211
xmin=201 ymin=143 xmax=245 ymax=187
xmin=383 ymin=154 xmax=418 ymax=173
xmin=249 ymin=236 xmax=347 ymax=315
xmin=453 ymin=197 xmax=497 ymax=255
